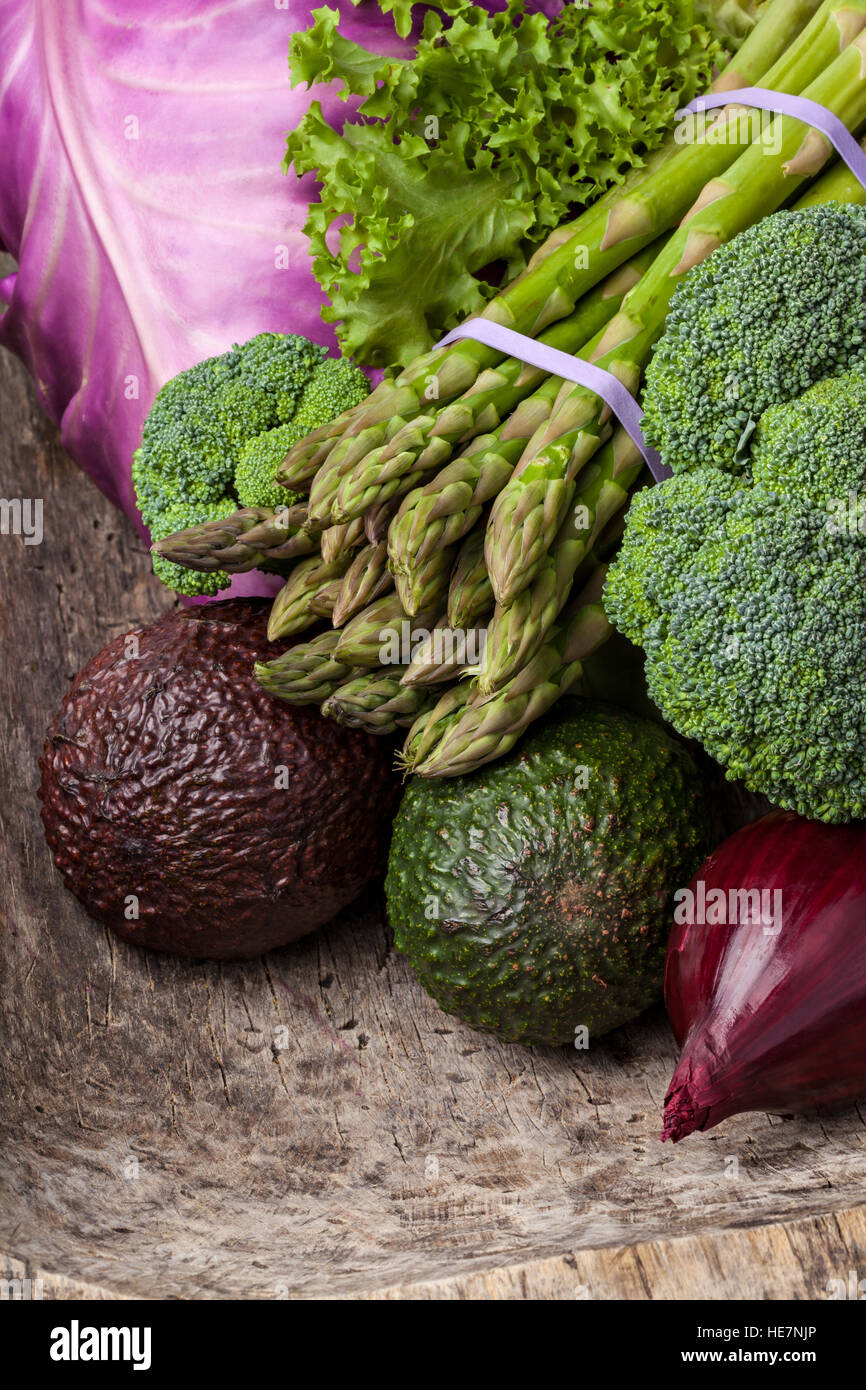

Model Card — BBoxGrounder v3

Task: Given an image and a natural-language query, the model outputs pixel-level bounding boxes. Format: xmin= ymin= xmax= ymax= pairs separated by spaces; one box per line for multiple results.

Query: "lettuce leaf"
xmin=286 ymin=0 xmax=728 ymax=368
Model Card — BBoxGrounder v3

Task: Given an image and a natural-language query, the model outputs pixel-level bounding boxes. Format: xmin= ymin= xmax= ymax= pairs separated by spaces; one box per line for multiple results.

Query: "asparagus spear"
xmin=328 ymin=435 xmax=453 ymax=528
xmin=268 ymin=552 xmax=353 ymax=641
xmin=385 ymin=360 xmax=603 ymax=600
xmin=153 ymin=504 xmax=314 ymax=574
xmin=277 ymin=0 xmax=822 ymax=477
xmin=334 ymin=593 xmax=441 ymax=667
xmin=331 ymin=541 xmax=394 ymax=627
xmin=387 ymin=435 xmax=524 ymax=598
xmin=517 ymin=0 xmax=823 ymax=276
xmin=405 ymin=569 xmax=613 ymax=779
xmin=480 ymin=139 xmax=866 ymax=683
xmin=477 ymin=432 xmax=641 ymax=692
xmin=364 ymin=496 xmax=401 ymax=545
xmin=477 ymin=522 xmax=617 ymax=695
xmin=310 ymin=576 xmax=344 ymax=619
xmin=159 ymin=142 xmax=866 ymax=604
xmin=254 ymin=630 xmax=363 ymax=704
xmin=447 ymin=528 xmax=493 ymax=629
xmin=304 ymin=413 xmax=414 ymax=525
xmin=399 ymin=682 xmax=474 ymax=774
xmin=158 ymin=0 xmax=851 ymax=596
xmin=320 ymin=515 xmax=366 ymax=565
xmin=322 ymin=672 xmax=432 ymax=734
xmin=276 ymin=384 xmax=424 ymax=488
xmin=410 ymin=148 xmax=866 ymax=773
xmin=401 ymin=618 xmax=491 ymax=688
xmin=393 ymin=543 xmax=456 ymax=619
xmin=486 ymin=23 xmax=866 ymax=604
xmin=323 ymin=253 xmax=656 ymax=528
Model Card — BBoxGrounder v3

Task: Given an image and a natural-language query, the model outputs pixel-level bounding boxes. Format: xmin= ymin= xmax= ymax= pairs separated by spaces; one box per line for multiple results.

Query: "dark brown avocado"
xmin=39 ymin=600 xmax=399 ymax=959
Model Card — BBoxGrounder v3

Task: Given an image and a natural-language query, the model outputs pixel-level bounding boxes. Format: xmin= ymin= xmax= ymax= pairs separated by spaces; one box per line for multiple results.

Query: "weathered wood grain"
xmin=361 ymin=1204 xmax=866 ymax=1300
xmin=1 ymin=343 xmax=864 ymax=1301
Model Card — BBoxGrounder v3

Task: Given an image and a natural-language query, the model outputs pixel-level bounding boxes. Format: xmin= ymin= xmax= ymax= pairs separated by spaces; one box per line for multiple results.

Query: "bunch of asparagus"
xmin=155 ymin=0 xmax=866 ymax=778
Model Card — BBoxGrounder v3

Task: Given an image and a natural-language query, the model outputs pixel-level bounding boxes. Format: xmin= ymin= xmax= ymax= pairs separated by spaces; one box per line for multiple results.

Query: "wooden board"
xmin=1 ymin=342 xmax=865 ymax=1301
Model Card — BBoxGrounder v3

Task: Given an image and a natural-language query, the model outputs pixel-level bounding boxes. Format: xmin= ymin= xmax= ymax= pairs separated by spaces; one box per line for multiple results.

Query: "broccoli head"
xmin=606 ymin=361 xmax=866 ymax=823
xmin=150 ymin=498 xmax=238 ymax=599
xmin=234 ymin=424 xmax=301 ymax=511
xmin=751 ymin=371 xmax=866 ymax=508
xmin=234 ymin=358 xmax=370 ymax=510
xmin=228 ymin=331 xmax=325 ymax=422
xmin=289 ymin=356 xmax=369 ymax=440
xmin=608 ymin=205 xmax=866 ymax=822
xmin=134 ymin=333 xmax=368 ymax=595
xmin=640 ymin=204 xmax=866 ymax=473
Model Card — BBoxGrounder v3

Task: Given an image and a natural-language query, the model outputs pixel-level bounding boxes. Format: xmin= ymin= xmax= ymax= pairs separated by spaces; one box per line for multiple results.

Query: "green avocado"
xmin=385 ymin=700 xmax=710 ymax=1046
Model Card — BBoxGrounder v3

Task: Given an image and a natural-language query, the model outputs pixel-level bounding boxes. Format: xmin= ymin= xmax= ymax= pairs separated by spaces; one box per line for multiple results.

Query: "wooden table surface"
xmin=1 ymin=342 xmax=864 ymax=1301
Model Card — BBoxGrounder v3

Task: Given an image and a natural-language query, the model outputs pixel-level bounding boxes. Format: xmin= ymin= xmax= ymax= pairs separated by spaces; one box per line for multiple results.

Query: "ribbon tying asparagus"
xmin=439 ymin=86 xmax=866 ymax=490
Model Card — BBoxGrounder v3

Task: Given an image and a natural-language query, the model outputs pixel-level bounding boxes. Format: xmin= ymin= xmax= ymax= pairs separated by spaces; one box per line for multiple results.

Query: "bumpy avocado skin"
xmin=386 ymin=701 xmax=709 ymax=1046
xmin=40 ymin=600 xmax=399 ymax=959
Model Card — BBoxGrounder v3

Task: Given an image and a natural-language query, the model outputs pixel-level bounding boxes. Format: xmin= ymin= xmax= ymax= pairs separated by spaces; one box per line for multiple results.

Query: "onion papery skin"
xmin=662 ymin=811 xmax=866 ymax=1142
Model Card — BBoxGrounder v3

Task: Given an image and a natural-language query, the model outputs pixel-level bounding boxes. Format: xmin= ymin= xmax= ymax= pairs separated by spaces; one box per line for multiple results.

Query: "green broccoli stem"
xmin=152 ymin=504 xmax=314 ymax=574
xmin=321 ymin=672 xmax=432 ymax=734
xmin=486 ymin=23 xmax=866 ymax=605
xmin=254 ymin=630 xmax=364 ymax=704
xmin=279 ymin=0 xmax=826 ymax=482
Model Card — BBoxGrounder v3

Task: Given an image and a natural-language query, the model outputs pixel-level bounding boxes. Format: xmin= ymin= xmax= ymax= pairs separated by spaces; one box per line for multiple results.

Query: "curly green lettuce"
xmin=286 ymin=0 xmax=735 ymax=368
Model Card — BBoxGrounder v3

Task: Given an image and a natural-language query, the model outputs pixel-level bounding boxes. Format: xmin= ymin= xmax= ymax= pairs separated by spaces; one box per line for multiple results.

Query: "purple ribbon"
xmin=684 ymin=87 xmax=866 ymax=189
xmin=436 ymin=319 xmax=670 ymax=482
xmin=437 ymin=87 xmax=866 ymax=487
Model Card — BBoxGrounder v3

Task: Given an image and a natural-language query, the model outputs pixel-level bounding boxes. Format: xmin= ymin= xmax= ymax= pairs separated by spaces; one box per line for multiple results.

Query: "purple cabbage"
xmin=0 ymin=0 xmax=408 ymax=531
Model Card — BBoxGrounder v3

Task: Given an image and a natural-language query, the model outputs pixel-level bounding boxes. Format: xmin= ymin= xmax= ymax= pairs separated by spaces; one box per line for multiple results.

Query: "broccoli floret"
xmin=608 ymin=205 xmax=866 ymax=820
xmin=232 ymin=331 xmax=326 ymax=422
xmin=149 ymin=498 xmax=237 ymax=599
xmin=234 ymin=424 xmax=302 ymax=510
xmin=133 ymin=333 xmax=367 ymax=596
xmin=232 ymin=359 xmax=368 ymax=509
xmin=751 ymin=371 xmax=866 ymax=508
xmin=289 ymin=356 xmax=370 ymax=439
xmin=605 ymin=370 xmax=866 ymax=823
xmin=134 ymin=362 xmax=236 ymax=511
xmin=641 ymin=204 xmax=866 ymax=473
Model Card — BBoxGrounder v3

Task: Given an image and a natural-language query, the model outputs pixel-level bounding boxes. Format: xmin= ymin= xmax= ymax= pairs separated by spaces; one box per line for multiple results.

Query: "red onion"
xmin=662 ymin=810 xmax=866 ymax=1142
